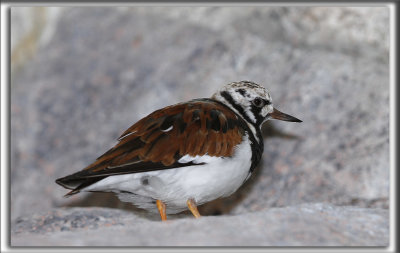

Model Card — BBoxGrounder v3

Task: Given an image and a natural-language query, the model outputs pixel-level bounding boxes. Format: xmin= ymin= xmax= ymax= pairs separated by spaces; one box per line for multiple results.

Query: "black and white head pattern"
xmin=212 ymin=81 xmax=274 ymax=128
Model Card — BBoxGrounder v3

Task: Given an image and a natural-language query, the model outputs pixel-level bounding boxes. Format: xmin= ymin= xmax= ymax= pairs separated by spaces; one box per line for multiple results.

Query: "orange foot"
xmin=156 ymin=199 xmax=167 ymax=221
xmin=187 ymin=198 xmax=201 ymax=218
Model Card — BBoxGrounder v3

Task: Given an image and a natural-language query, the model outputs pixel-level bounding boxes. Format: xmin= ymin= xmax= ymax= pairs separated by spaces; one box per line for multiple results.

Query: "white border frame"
xmin=1 ymin=2 xmax=397 ymax=252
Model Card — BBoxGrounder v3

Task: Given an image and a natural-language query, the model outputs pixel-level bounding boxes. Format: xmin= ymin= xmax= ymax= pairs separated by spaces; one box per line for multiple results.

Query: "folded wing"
xmin=55 ymin=99 xmax=246 ymax=195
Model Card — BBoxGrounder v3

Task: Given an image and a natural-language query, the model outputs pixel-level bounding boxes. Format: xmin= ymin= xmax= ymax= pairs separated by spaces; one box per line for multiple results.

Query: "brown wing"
xmin=55 ymin=99 xmax=246 ymax=194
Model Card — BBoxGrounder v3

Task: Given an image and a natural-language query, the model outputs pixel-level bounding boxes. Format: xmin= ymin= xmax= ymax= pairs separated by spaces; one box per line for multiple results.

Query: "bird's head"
xmin=212 ymin=81 xmax=302 ymax=128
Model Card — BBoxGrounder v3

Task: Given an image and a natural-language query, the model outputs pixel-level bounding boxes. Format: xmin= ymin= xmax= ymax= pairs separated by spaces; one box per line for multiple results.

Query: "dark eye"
xmin=252 ymin=98 xmax=264 ymax=108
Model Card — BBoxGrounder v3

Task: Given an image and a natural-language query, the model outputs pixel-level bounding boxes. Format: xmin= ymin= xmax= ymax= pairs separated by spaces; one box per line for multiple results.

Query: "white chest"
xmin=85 ymin=136 xmax=253 ymax=213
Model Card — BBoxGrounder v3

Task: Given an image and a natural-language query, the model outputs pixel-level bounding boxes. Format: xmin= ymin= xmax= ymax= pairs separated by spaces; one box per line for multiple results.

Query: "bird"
xmin=56 ymin=81 xmax=302 ymax=221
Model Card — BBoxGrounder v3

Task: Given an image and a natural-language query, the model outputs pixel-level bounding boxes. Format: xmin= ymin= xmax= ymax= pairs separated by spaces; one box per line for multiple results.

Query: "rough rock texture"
xmin=10 ymin=6 xmax=390 ymax=246
xmin=11 ymin=203 xmax=389 ymax=246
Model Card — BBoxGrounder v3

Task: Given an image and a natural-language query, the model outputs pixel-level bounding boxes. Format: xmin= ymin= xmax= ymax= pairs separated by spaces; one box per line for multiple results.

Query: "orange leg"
xmin=156 ymin=199 xmax=167 ymax=221
xmin=187 ymin=198 xmax=201 ymax=218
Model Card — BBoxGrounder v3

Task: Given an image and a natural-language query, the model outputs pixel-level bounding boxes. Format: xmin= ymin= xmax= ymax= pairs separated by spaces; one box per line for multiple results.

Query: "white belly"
xmin=84 ymin=136 xmax=252 ymax=214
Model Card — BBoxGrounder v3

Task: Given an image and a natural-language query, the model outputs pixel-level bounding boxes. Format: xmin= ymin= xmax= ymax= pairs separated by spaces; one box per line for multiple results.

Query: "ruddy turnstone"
xmin=56 ymin=81 xmax=301 ymax=221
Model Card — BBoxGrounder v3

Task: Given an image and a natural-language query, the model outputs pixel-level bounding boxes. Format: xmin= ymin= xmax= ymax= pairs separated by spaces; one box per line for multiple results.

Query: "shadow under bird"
xmin=56 ymin=81 xmax=302 ymax=221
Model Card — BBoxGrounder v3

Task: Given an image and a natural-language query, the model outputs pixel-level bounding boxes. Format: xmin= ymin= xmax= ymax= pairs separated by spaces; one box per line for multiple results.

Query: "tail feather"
xmin=64 ymin=189 xmax=80 ymax=197
xmin=56 ymin=174 xmax=106 ymax=197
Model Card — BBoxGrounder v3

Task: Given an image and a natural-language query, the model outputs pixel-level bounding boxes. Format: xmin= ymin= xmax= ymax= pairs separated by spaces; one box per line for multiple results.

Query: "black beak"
xmin=269 ymin=108 xmax=302 ymax=123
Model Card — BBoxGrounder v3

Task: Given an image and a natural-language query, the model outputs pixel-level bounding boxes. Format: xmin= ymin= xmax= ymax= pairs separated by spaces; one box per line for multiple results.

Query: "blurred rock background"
xmin=10 ymin=6 xmax=390 ymax=246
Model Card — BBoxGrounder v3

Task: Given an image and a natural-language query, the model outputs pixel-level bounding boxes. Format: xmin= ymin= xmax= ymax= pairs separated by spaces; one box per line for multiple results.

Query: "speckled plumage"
xmin=56 ymin=81 xmax=302 ymax=219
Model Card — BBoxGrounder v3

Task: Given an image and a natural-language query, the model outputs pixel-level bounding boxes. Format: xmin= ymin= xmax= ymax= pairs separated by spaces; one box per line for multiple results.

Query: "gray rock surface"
xmin=11 ymin=203 xmax=389 ymax=246
xmin=10 ymin=6 xmax=390 ymax=246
